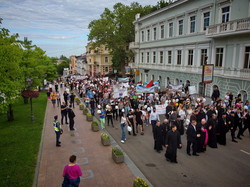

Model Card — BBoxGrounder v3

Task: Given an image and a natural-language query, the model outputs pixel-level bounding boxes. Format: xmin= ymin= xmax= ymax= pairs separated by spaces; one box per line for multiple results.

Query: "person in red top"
xmin=62 ymin=155 xmax=82 ymax=187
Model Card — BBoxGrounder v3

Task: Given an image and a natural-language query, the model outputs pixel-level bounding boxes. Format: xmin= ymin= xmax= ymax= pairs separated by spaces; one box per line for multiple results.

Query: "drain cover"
xmin=145 ymin=163 xmax=156 ymax=167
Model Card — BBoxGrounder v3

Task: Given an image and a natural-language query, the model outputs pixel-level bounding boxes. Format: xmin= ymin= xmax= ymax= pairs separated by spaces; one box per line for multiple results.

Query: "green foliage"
xmin=86 ymin=113 xmax=92 ymax=117
xmin=91 ymin=121 xmax=98 ymax=126
xmin=0 ymin=92 xmax=47 ymax=186
xmin=112 ymin=147 xmax=124 ymax=156
xmin=0 ymin=21 xmax=57 ymax=114
xmin=56 ymin=58 xmax=69 ymax=76
xmin=88 ymin=2 xmax=152 ymax=74
xmin=151 ymin=0 xmax=173 ymax=11
xmin=133 ymin=177 xmax=149 ymax=187
xmin=101 ymin=133 xmax=110 ymax=140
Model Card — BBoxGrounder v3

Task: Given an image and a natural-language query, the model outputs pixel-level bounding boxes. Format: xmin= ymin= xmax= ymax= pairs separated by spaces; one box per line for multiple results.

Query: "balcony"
xmin=135 ymin=63 xmax=250 ymax=79
xmin=129 ymin=42 xmax=139 ymax=50
xmin=206 ymin=17 xmax=250 ymax=38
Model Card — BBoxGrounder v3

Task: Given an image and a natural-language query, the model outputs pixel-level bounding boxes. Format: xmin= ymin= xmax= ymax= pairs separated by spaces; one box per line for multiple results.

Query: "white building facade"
xmin=75 ymin=55 xmax=87 ymax=75
xmin=130 ymin=0 xmax=250 ymax=102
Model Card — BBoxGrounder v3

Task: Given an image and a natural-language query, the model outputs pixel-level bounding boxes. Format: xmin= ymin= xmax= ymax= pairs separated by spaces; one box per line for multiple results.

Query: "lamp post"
xmin=26 ymin=78 xmax=34 ymax=122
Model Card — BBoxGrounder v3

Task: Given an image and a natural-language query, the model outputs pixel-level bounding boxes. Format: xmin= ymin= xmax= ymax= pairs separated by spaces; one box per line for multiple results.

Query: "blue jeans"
xmin=121 ymin=123 xmax=126 ymax=141
xmin=69 ymin=177 xmax=80 ymax=187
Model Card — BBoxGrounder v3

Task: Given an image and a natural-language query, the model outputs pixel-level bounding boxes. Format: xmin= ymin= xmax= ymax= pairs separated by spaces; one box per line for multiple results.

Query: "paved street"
xmin=36 ymin=87 xmax=137 ymax=187
xmin=103 ymin=116 xmax=250 ymax=187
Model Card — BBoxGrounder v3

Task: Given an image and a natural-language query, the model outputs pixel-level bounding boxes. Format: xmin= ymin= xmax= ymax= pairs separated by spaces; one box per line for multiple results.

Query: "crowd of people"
xmin=51 ymin=75 xmax=250 ymax=164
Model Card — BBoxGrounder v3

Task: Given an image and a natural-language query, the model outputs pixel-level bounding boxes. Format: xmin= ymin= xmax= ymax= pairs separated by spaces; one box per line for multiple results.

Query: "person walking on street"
xmin=165 ymin=125 xmax=182 ymax=163
xmin=70 ymin=92 xmax=75 ymax=108
xmin=53 ymin=115 xmax=62 ymax=147
xmin=149 ymin=107 xmax=160 ymax=139
xmin=56 ymin=91 xmax=61 ymax=107
xmin=51 ymin=91 xmax=57 ymax=108
xmin=63 ymin=91 xmax=69 ymax=105
xmin=68 ymin=105 xmax=76 ymax=131
xmin=186 ymin=119 xmax=200 ymax=156
xmin=120 ymin=112 xmax=127 ymax=143
xmin=61 ymin=102 xmax=68 ymax=125
xmin=98 ymin=108 xmax=106 ymax=129
xmin=62 ymin=155 xmax=82 ymax=187
xmin=90 ymin=98 xmax=96 ymax=116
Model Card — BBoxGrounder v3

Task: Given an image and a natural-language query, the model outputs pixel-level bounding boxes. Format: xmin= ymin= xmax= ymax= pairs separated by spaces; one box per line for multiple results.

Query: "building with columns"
xmin=130 ymin=0 xmax=250 ymax=103
xmin=86 ymin=42 xmax=113 ymax=76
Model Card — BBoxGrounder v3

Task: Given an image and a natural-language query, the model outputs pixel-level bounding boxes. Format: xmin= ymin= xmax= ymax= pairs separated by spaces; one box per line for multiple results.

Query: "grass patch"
xmin=0 ymin=92 xmax=47 ymax=187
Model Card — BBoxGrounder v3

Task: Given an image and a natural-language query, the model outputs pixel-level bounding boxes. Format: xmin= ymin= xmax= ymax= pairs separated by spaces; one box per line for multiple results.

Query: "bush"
xmin=101 ymin=133 xmax=110 ymax=140
xmin=83 ymin=108 xmax=88 ymax=113
xmin=91 ymin=121 xmax=98 ymax=126
xmin=112 ymin=147 xmax=123 ymax=156
xmin=86 ymin=113 xmax=92 ymax=117
xmin=133 ymin=177 xmax=149 ymax=187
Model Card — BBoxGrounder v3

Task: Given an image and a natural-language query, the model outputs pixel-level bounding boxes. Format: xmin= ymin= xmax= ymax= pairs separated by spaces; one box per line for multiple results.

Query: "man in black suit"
xmin=186 ymin=119 xmax=200 ymax=156
xmin=235 ymin=108 xmax=243 ymax=139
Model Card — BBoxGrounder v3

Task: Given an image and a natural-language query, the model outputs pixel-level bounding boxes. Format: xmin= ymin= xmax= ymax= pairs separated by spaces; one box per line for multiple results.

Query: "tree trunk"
xmin=7 ymin=104 xmax=14 ymax=121
xmin=23 ymin=96 xmax=29 ymax=104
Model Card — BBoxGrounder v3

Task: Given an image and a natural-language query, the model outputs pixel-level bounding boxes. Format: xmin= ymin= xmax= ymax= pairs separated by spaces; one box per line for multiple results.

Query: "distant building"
xmin=75 ymin=55 xmax=87 ymax=75
xmin=63 ymin=68 xmax=69 ymax=77
xmin=130 ymin=0 xmax=250 ymax=102
xmin=70 ymin=56 xmax=76 ymax=74
xmin=86 ymin=42 xmax=113 ymax=76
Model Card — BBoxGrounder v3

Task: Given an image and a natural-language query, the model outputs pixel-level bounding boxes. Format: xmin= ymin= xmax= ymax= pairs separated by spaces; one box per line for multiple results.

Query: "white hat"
xmin=97 ymin=110 xmax=101 ymax=114
xmin=144 ymin=105 xmax=148 ymax=109
xmin=121 ymin=109 xmax=125 ymax=113
xmin=98 ymin=105 xmax=101 ymax=109
xmin=115 ymin=106 xmax=119 ymax=109
xmin=176 ymin=99 xmax=179 ymax=102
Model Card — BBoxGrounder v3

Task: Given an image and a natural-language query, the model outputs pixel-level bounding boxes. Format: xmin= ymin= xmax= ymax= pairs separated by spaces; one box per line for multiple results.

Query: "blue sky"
xmin=0 ymin=0 xmax=156 ymax=58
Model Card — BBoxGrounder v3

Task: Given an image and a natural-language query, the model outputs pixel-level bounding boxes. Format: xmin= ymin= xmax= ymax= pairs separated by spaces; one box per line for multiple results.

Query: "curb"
xmin=32 ymin=100 xmax=48 ymax=187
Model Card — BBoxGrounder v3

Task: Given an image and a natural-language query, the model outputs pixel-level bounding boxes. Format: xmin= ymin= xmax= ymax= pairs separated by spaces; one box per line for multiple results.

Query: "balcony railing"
xmin=134 ymin=63 xmax=250 ymax=79
xmin=206 ymin=17 xmax=250 ymax=37
xmin=129 ymin=42 xmax=139 ymax=49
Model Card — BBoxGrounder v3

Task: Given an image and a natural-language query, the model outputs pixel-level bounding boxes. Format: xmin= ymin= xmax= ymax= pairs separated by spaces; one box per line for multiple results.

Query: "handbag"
xmin=127 ymin=125 xmax=132 ymax=132
xmin=62 ymin=165 xmax=70 ymax=187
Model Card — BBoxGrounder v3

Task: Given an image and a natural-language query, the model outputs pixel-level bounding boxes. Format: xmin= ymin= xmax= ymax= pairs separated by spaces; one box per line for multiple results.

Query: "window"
xmin=147 ymin=52 xmax=150 ymax=63
xmin=160 ymin=25 xmax=165 ymax=39
xmin=188 ymin=50 xmax=193 ymax=65
xmin=141 ymin=52 xmax=144 ymax=63
xmin=215 ymin=48 xmax=224 ymax=67
xmin=177 ymin=50 xmax=182 ymax=65
xmin=168 ymin=51 xmax=172 ymax=64
xmin=178 ymin=20 xmax=183 ymax=35
xmin=203 ymin=12 xmax=210 ymax=31
xmin=222 ymin=6 xmax=230 ymax=23
xmin=153 ymin=27 xmax=157 ymax=40
xmin=160 ymin=51 xmax=163 ymax=64
xmin=147 ymin=29 xmax=150 ymax=41
xmin=105 ymin=67 xmax=109 ymax=72
xmin=152 ymin=75 xmax=155 ymax=81
xmin=105 ymin=45 xmax=108 ymax=51
xmin=190 ymin=16 xmax=196 ymax=33
xmin=200 ymin=49 xmax=208 ymax=66
xmin=169 ymin=22 xmax=173 ymax=37
xmin=153 ymin=51 xmax=156 ymax=63
xmin=244 ymin=46 xmax=250 ymax=69
xmin=105 ymin=56 xmax=108 ymax=63
xmin=141 ymin=31 xmax=144 ymax=42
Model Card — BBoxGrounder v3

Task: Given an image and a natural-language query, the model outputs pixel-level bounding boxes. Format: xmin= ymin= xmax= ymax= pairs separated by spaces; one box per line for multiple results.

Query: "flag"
xmin=136 ymin=85 xmax=155 ymax=93
xmin=146 ymin=80 xmax=154 ymax=87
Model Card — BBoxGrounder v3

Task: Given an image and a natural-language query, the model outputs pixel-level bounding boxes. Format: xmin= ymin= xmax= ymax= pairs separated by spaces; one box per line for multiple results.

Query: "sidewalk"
xmin=35 ymin=88 xmax=135 ymax=187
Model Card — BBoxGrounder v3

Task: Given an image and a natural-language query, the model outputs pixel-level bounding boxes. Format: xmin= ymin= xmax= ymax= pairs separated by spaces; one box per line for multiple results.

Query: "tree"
xmin=56 ymin=58 xmax=69 ymax=75
xmin=0 ymin=26 xmax=24 ymax=120
xmin=88 ymin=2 xmax=152 ymax=75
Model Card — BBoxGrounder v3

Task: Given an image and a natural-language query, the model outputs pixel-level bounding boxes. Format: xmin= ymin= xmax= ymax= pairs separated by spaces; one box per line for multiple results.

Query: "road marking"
xmin=240 ymin=149 xmax=250 ymax=155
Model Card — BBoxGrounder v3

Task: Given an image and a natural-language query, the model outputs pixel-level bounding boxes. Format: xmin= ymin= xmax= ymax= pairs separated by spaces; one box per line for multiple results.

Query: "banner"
xmin=102 ymin=77 xmax=109 ymax=82
xmin=125 ymin=66 xmax=131 ymax=74
xmin=188 ymin=86 xmax=197 ymax=95
xmin=169 ymin=84 xmax=182 ymax=91
xmin=155 ymin=104 xmax=167 ymax=115
xmin=71 ymin=75 xmax=87 ymax=80
xmin=118 ymin=78 xmax=129 ymax=82
xmin=113 ymin=86 xmax=128 ymax=98
xmin=202 ymin=64 xmax=214 ymax=83
xmin=136 ymin=85 xmax=155 ymax=93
